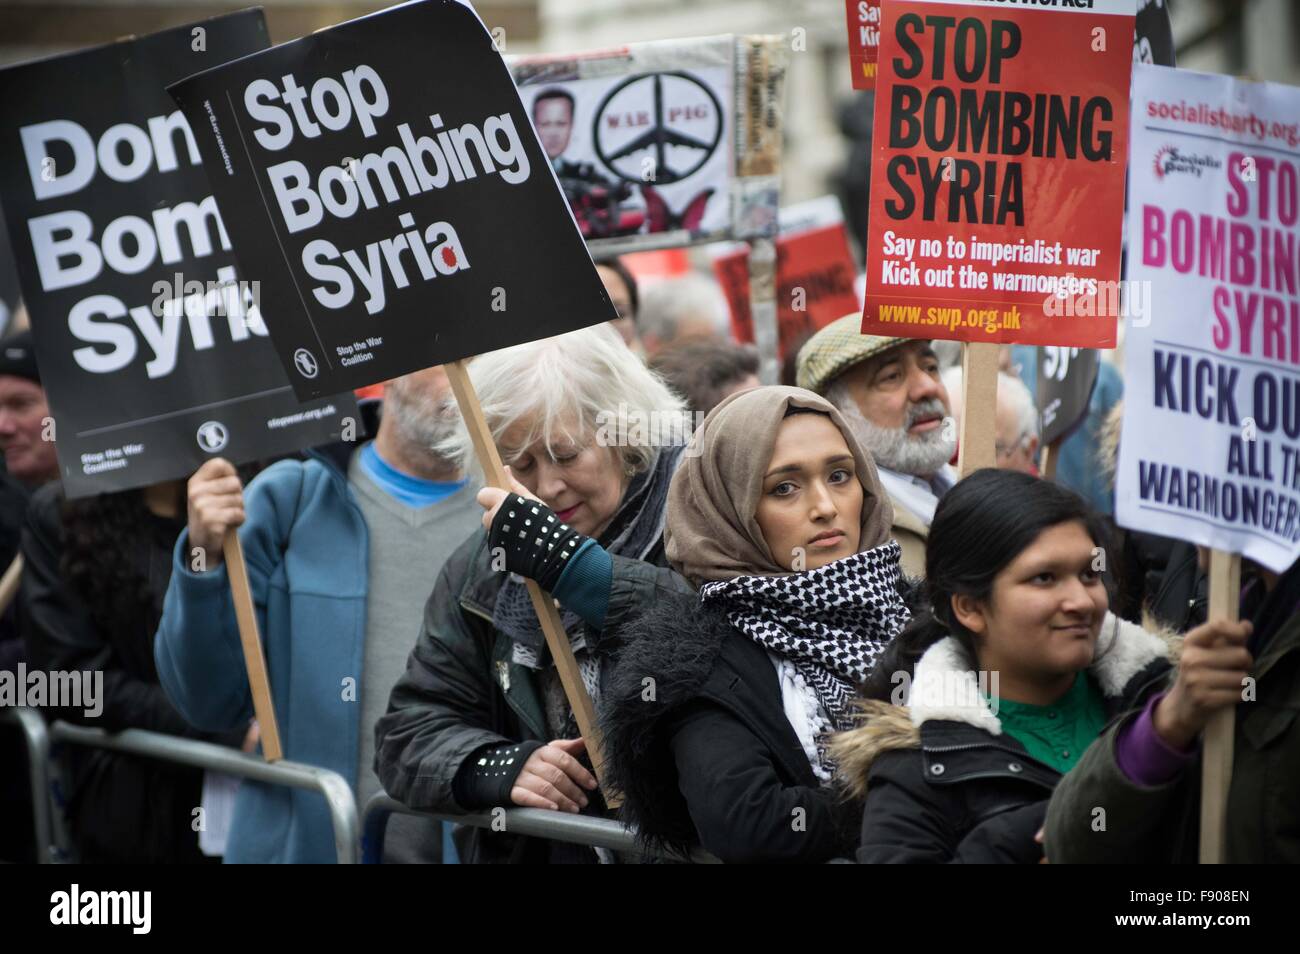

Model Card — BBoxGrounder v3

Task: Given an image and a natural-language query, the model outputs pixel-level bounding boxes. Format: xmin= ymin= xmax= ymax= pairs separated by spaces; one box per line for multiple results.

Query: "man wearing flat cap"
xmin=796 ymin=314 xmax=956 ymax=577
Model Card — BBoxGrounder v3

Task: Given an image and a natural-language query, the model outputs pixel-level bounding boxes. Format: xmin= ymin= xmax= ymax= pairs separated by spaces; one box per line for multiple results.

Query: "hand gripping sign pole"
xmin=167 ymin=0 xmax=643 ymax=789
xmin=1200 ymin=549 xmax=1241 ymax=864
xmin=444 ymin=360 xmax=613 ymax=793
xmin=223 ymin=530 xmax=283 ymax=762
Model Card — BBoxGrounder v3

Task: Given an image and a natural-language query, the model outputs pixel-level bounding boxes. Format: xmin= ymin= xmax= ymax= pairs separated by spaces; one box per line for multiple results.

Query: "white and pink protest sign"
xmin=1117 ymin=63 xmax=1300 ymax=572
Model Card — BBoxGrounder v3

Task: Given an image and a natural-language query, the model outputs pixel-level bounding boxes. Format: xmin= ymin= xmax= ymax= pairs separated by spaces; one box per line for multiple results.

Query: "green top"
xmin=991 ymin=672 xmax=1109 ymax=774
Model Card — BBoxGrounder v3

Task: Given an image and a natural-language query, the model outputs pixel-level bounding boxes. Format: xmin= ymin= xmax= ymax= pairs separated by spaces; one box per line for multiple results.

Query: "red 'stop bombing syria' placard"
xmin=862 ymin=0 xmax=1135 ymax=347
xmin=846 ymin=1 xmax=883 ymax=90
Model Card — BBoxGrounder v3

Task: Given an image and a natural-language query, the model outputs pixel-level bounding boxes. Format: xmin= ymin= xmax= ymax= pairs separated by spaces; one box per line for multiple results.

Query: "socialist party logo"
xmin=593 ymin=72 xmax=722 ymax=185
xmin=1153 ymin=145 xmax=1222 ymax=180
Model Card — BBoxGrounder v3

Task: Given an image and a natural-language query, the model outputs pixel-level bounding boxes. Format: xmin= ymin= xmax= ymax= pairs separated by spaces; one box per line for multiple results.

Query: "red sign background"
xmin=846 ymin=1 xmax=882 ymax=91
xmin=715 ymin=223 xmax=860 ymax=360
xmin=862 ymin=0 xmax=1133 ymax=347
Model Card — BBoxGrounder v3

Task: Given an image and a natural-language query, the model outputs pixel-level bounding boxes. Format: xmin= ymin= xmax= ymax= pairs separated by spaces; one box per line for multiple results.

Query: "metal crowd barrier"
xmin=5 ymin=707 xmax=717 ymax=864
xmin=361 ymin=792 xmax=717 ymax=864
xmin=1 ymin=705 xmax=54 ymax=862
xmin=45 ymin=720 xmax=360 ymax=864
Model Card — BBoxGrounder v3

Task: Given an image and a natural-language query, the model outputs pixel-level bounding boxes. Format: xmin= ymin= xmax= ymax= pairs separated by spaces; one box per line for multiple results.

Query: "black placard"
xmin=1134 ymin=0 xmax=1176 ymax=68
xmin=1037 ymin=346 xmax=1099 ymax=447
xmin=0 ymin=10 xmax=358 ymax=499
xmin=168 ymin=0 xmax=616 ymax=400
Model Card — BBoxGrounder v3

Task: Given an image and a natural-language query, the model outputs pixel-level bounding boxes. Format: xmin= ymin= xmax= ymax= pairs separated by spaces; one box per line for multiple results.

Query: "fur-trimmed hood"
xmin=832 ymin=612 xmax=1177 ymax=797
xmin=598 ymin=589 xmax=739 ymax=854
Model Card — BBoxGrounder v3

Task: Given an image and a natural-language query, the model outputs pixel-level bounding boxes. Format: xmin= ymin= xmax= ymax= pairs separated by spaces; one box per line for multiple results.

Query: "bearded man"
xmin=155 ymin=368 xmax=480 ymax=863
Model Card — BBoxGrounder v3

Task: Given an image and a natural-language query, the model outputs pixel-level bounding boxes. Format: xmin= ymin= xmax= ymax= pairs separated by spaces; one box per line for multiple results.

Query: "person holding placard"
xmin=599 ymin=385 xmax=911 ymax=863
xmin=155 ymin=368 xmax=480 ymax=864
xmin=1045 ymin=559 xmax=1299 ymax=864
xmin=375 ymin=326 xmax=689 ymax=863
xmin=840 ymin=470 xmax=1177 ymax=864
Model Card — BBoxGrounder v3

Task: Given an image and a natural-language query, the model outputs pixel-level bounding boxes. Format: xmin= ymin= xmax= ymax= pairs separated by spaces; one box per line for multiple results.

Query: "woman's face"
xmin=501 ymin=414 xmax=628 ymax=538
xmin=755 ymin=413 xmax=863 ymax=572
xmin=956 ymin=520 xmax=1108 ymax=682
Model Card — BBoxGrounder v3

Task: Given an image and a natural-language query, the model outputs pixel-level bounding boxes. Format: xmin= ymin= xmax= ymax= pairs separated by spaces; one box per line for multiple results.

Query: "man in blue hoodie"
xmin=154 ymin=366 xmax=481 ymax=862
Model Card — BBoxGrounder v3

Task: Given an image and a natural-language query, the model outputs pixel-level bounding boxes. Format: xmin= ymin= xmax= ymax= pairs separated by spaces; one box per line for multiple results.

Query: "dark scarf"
xmin=699 ymin=541 xmax=911 ymax=773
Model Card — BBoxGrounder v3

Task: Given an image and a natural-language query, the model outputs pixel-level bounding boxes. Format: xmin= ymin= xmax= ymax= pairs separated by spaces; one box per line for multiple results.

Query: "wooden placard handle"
xmin=957 ymin=342 xmax=999 ymax=479
xmin=1199 ymin=548 xmax=1240 ymax=863
xmin=0 ymin=553 xmax=23 ymax=617
xmin=1039 ymin=437 xmax=1062 ymax=481
xmin=223 ymin=528 xmax=283 ymax=762
xmin=444 ymin=360 xmax=614 ymax=793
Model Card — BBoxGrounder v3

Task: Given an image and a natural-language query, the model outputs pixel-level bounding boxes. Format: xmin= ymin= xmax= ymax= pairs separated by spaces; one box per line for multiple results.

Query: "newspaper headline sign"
xmin=0 ymin=12 xmax=356 ymax=498
xmin=862 ymin=0 xmax=1134 ymax=347
xmin=846 ymin=2 xmax=883 ymax=91
xmin=1117 ymin=64 xmax=1300 ymax=572
xmin=169 ymin=0 xmax=617 ymax=400
xmin=713 ymin=196 xmax=859 ymax=359
xmin=510 ymin=34 xmax=787 ymax=255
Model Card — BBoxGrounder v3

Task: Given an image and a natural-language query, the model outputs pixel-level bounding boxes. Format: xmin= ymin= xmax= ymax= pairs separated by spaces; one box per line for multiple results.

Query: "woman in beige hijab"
xmin=600 ymin=385 xmax=912 ymax=862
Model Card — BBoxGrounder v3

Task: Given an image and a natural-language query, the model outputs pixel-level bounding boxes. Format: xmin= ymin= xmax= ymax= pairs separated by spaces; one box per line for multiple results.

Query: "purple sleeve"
xmin=1115 ymin=691 xmax=1198 ymax=787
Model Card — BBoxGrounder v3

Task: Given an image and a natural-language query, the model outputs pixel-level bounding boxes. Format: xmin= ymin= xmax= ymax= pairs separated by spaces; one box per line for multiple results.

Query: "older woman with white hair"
xmin=375 ymin=324 xmax=690 ymax=863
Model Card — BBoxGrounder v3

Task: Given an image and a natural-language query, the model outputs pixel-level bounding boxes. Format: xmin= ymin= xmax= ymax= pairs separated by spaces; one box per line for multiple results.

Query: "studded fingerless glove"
xmin=488 ymin=494 xmax=587 ymax=590
xmin=452 ymin=740 xmax=544 ymax=810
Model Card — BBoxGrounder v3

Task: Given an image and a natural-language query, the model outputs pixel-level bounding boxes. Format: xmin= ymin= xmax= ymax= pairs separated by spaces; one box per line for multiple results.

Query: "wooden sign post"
xmin=1199 ymin=547 xmax=1241 ymax=864
xmin=1039 ymin=438 xmax=1062 ymax=481
xmin=445 ymin=360 xmax=613 ymax=791
xmin=0 ymin=554 xmax=23 ymax=617
xmin=957 ymin=342 xmax=999 ymax=479
xmin=223 ymin=531 xmax=283 ymax=762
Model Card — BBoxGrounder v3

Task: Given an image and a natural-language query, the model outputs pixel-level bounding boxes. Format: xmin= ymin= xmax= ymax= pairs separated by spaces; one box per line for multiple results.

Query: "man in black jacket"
xmin=0 ymin=330 xmax=58 ymax=862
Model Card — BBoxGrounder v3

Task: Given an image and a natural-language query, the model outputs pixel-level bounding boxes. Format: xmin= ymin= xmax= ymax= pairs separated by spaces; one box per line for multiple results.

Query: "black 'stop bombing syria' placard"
xmin=0 ymin=10 xmax=358 ymax=499
xmin=168 ymin=0 xmax=618 ymax=400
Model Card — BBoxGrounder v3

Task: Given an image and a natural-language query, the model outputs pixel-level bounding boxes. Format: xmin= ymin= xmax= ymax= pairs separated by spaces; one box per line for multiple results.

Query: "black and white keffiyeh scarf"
xmin=699 ymin=541 xmax=911 ymax=776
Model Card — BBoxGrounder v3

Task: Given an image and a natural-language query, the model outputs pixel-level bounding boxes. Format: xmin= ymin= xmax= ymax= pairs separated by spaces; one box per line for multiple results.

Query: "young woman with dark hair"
xmin=835 ymin=468 xmax=1197 ymax=863
xmin=599 ymin=386 xmax=913 ymax=863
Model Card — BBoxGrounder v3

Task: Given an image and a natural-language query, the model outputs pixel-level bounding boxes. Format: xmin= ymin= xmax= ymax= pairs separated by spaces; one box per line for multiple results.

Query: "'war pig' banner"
xmin=0 ymin=11 xmax=356 ymax=498
xmin=862 ymin=0 xmax=1134 ymax=347
xmin=508 ymin=33 xmax=787 ymax=257
xmin=1117 ymin=64 xmax=1300 ymax=573
xmin=169 ymin=0 xmax=616 ymax=400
